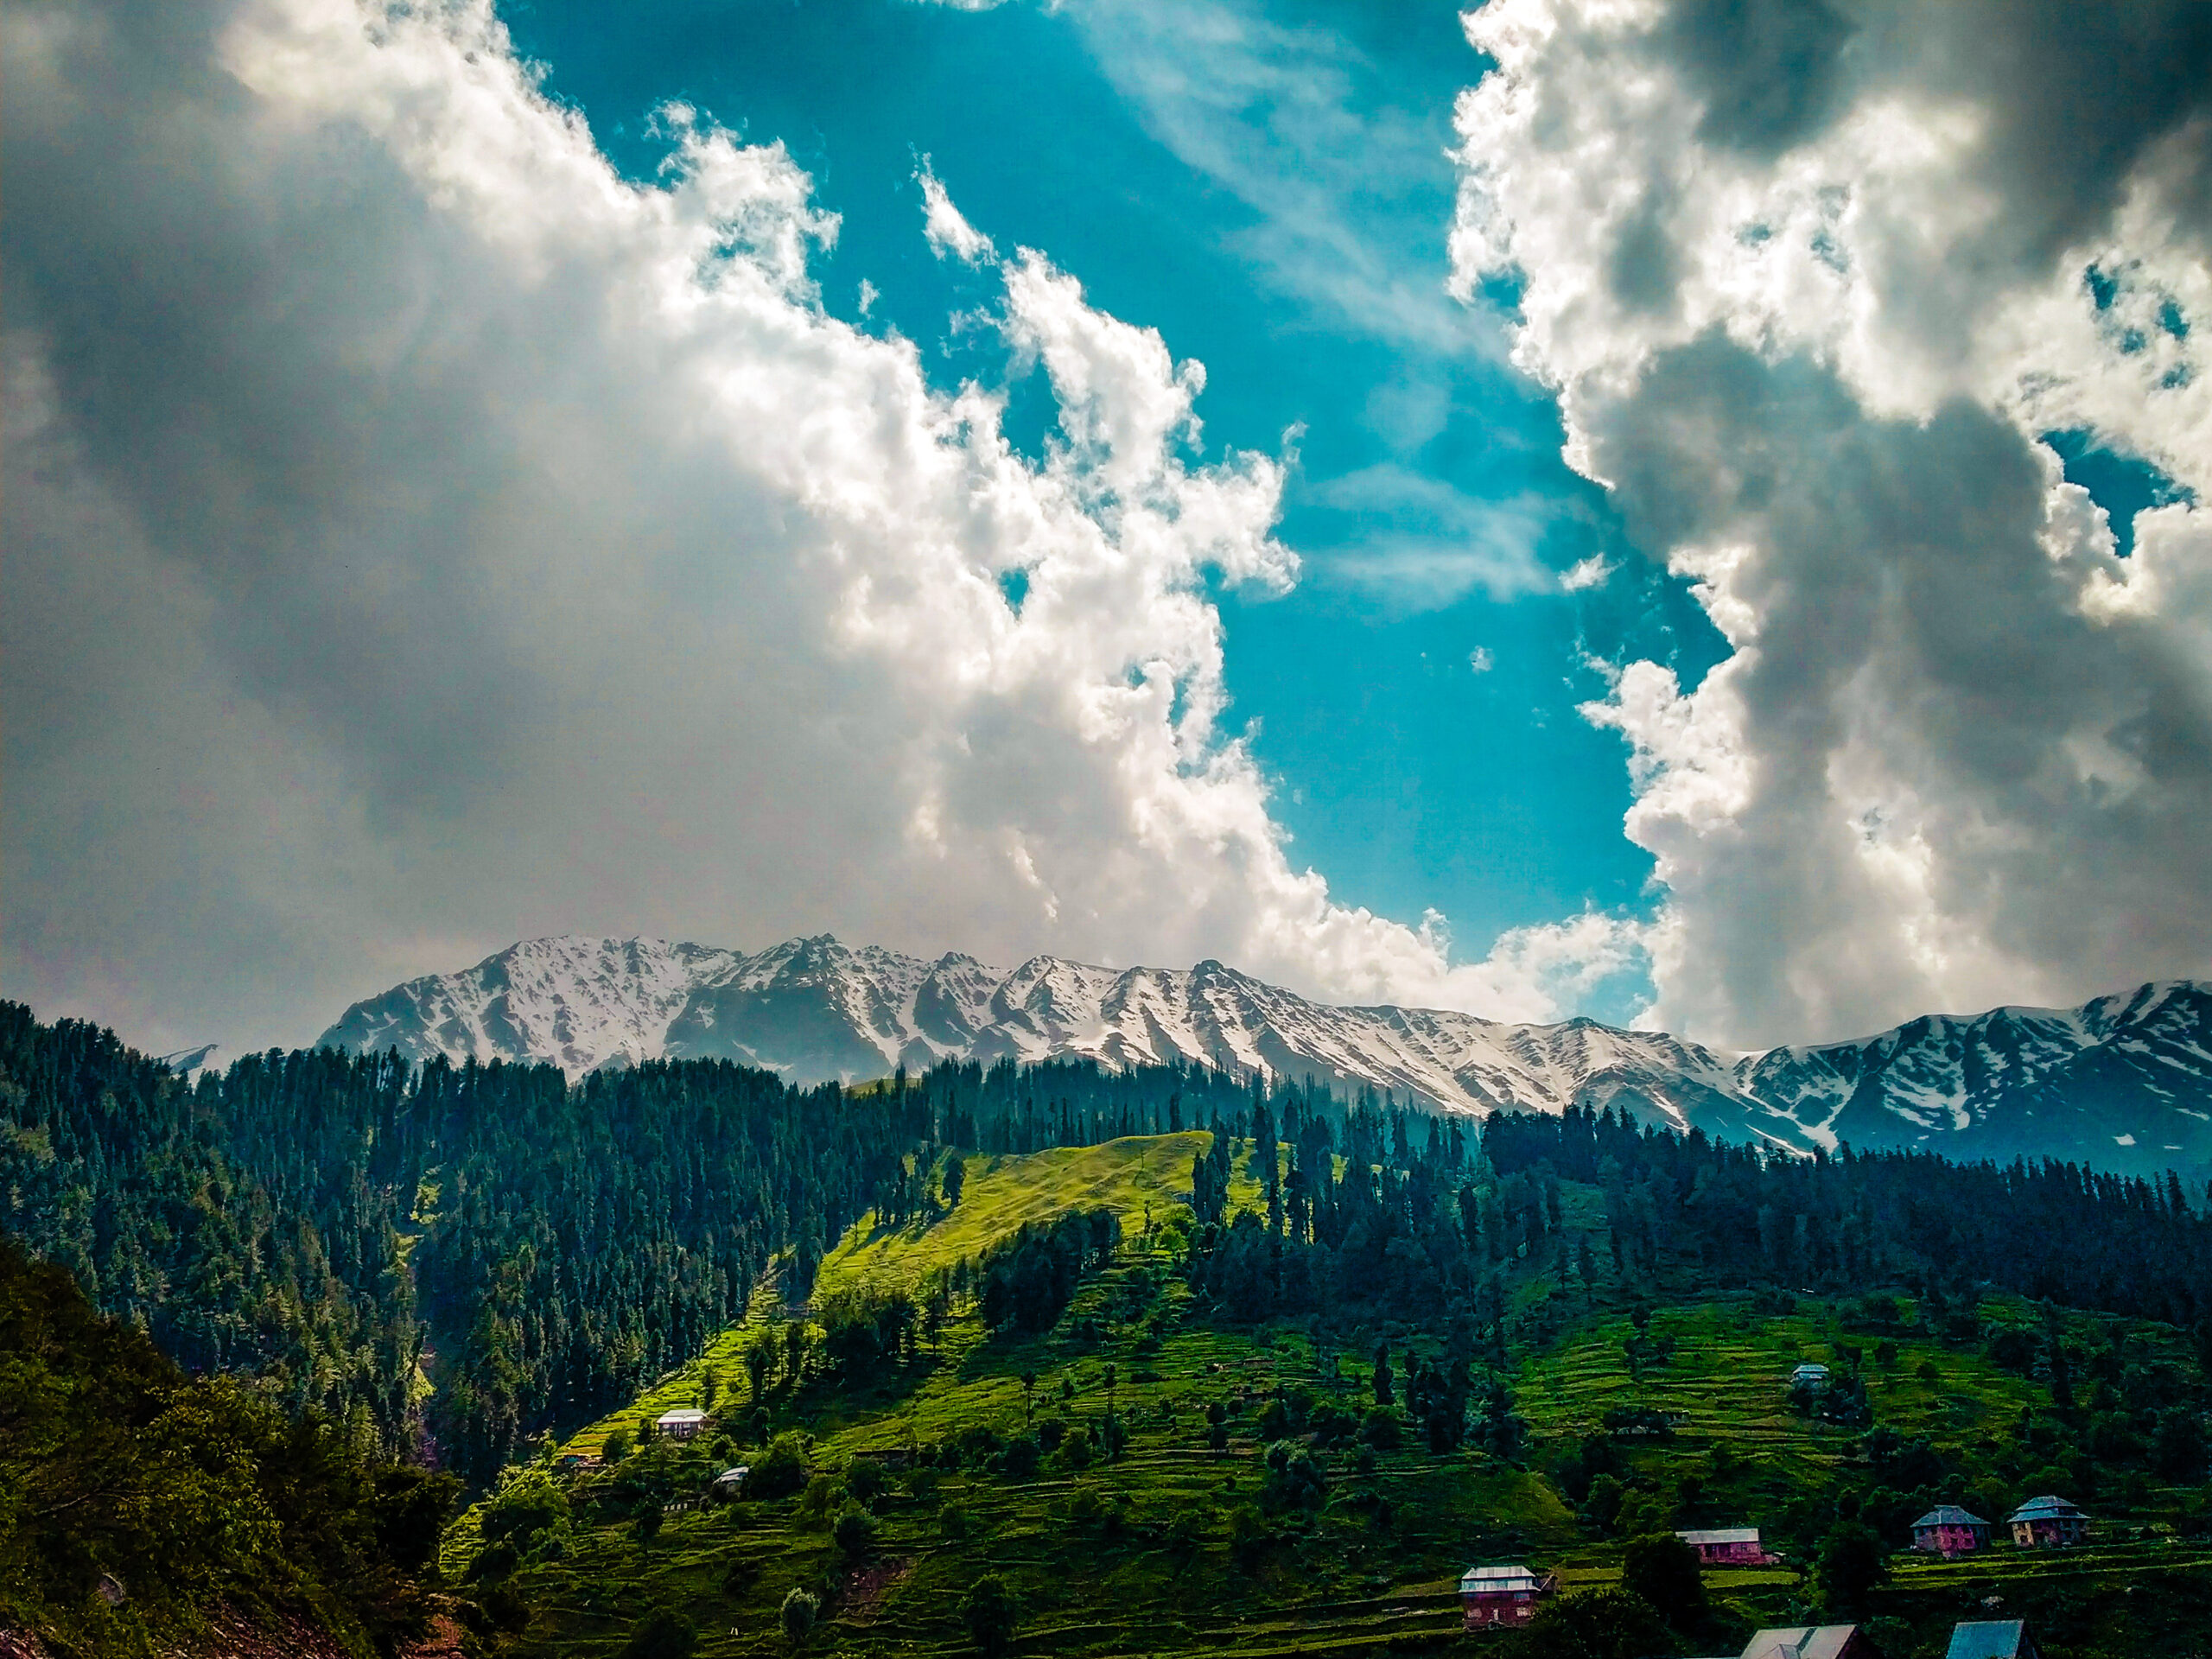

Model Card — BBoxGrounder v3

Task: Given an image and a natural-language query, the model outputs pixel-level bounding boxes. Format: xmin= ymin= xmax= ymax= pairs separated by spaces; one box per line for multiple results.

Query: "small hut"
xmin=2005 ymin=1495 xmax=2087 ymax=1548
xmin=710 ymin=1465 xmax=750 ymax=1498
xmin=1458 ymin=1563 xmax=1554 ymax=1629
xmin=1789 ymin=1363 xmax=1830 ymax=1390
xmin=1910 ymin=1504 xmax=1991 ymax=1557
xmin=1675 ymin=1527 xmax=1775 ymax=1566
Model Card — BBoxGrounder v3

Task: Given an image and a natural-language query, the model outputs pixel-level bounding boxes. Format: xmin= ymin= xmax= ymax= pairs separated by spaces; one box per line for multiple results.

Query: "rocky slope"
xmin=315 ymin=936 xmax=2212 ymax=1173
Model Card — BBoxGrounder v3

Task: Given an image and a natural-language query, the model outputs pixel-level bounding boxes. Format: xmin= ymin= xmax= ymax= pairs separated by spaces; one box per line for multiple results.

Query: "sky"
xmin=4 ymin=0 xmax=2209 ymax=1060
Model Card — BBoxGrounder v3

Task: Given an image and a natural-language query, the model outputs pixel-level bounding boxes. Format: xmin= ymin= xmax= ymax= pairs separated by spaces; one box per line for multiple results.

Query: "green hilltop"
xmin=446 ymin=1133 xmax=2212 ymax=1659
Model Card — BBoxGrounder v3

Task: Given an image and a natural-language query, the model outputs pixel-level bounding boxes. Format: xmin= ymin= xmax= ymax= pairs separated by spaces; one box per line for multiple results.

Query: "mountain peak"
xmin=314 ymin=940 xmax=2212 ymax=1176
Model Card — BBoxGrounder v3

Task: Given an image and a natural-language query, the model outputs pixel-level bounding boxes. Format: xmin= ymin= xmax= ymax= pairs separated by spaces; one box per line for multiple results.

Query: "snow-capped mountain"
xmin=315 ymin=936 xmax=2212 ymax=1174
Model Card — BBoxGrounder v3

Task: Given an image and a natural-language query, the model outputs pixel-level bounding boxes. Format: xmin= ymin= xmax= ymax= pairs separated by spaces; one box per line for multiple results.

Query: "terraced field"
xmin=449 ymin=1136 xmax=2212 ymax=1659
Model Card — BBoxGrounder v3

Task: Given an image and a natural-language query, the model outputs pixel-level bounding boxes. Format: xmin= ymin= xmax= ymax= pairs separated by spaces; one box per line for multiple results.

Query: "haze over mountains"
xmin=312 ymin=935 xmax=2212 ymax=1178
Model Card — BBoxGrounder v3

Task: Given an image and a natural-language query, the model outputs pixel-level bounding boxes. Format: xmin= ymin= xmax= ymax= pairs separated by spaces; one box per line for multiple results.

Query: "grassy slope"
xmin=458 ymin=1135 xmax=2212 ymax=1659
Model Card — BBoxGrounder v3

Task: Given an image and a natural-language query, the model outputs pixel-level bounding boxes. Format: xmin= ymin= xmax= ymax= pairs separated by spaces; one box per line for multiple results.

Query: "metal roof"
xmin=712 ymin=1465 xmax=750 ymax=1484
xmin=1677 ymin=1528 xmax=1762 ymax=1546
xmin=2006 ymin=1495 xmax=2084 ymax=1522
xmin=1741 ymin=1625 xmax=1859 ymax=1659
xmin=1459 ymin=1564 xmax=1545 ymax=1594
xmin=1912 ymin=1505 xmax=1989 ymax=1529
xmin=657 ymin=1407 xmax=709 ymax=1423
xmin=1946 ymin=1621 xmax=2030 ymax=1659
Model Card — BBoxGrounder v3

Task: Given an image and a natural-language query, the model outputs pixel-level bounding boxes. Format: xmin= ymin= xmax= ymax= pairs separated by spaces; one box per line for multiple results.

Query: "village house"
xmin=1734 ymin=1625 xmax=1872 ymax=1659
xmin=1458 ymin=1563 xmax=1554 ymax=1629
xmin=1910 ymin=1504 xmax=1992 ymax=1557
xmin=1789 ymin=1363 xmax=1831 ymax=1390
xmin=710 ymin=1465 xmax=749 ymax=1497
xmin=2006 ymin=1495 xmax=2088 ymax=1548
xmin=1675 ymin=1527 xmax=1776 ymax=1567
xmin=654 ymin=1407 xmax=709 ymax=1441
xmin=1945 ymin=1620 xmax=2041 ymax=1659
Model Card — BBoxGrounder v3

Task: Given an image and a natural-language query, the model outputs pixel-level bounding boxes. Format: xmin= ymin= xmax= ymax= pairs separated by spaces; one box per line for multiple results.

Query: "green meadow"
xmin=450 ymin=1135 xmax=2212 ymax=1659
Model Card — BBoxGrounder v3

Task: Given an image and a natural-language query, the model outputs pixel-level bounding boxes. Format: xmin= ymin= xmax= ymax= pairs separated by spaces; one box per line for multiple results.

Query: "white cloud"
xmin=917 ymin=160 xmax=998 ymax=265
xmin=2 ymin=0 xmax=1627 ymax=1054
xmin=1559 ymin=554 xmax=1612 ymax=591
xmin=1468 ymin=646 xmax=1494 ymax=673
xmin=1454 ymin=0 xmax=2212 ymax=1046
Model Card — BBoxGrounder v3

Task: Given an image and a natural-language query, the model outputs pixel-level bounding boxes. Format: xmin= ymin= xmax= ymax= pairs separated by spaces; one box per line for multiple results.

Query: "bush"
xmin=620 ymin=1608 xmax=699 ymax=1659
xmin=602 ymin=1427 xmax=633 ymax=1465
xmin=779 ymin=1587 xmax=819 ymax=1644
xmin=749 ymin=1432 xmax=810 ymax=1499
xmin=1620 ymin=1533 xmax=1707 ymax=1634
xmin=961 ymin=1574 xmax=1020 ymax=1656
xmin=1498 ymin=1588 xmax=1669 ymax=1659
xmin=1036 ymin=1416 xmax=1067 ymax=1452
xmin=939 ymin=1501 xmax=976 ymax=1541
xmin=1813 ymin=1522 xmax=1888 ymax=1615
xmin=1057 ymin=1426 xmax=1095 ymax=1470
xmin=845 ymin=1458 xmax=889 ymax=1504
xmin=1359 ymin=1408 xmax=1404 ymax=1450
xmin=999 ymin=1434 xmax=1041 ymax=1478
xmin=833 ymin=1503 xmax=877 ymax=1560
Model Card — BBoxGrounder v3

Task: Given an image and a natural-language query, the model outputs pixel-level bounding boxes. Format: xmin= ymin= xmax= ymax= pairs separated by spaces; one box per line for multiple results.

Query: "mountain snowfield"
xmin=313 ymin=935 xmax=2212 ymax=1174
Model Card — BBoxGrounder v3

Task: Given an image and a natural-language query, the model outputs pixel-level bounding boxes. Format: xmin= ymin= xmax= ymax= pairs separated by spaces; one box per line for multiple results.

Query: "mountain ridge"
xmin=315 ymin=934 xmax=2212 ymax=1175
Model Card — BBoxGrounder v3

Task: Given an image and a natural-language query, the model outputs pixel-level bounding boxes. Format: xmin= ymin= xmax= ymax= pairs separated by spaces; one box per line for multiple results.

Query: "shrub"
xmin=620 ymin=1608 xmax=699 ymax=1659
xmin=999 ymin=1434 xmax=1042 ymax=1478
xmin=748 ymin=1432 xmax=810 ymax=1499
xmin=833 ymin=1503 xmax=877 ymax=1561
xmin=962 ymin=1575 xmax=1020 ymax=1656
xmin=845 ymin=1458 xmax=889 ymax=1504
xmin=1619 ymin=1533 xmax=1707 ymax=1634
xmin=1359 ymin=1408 xmax=1404 ymax=1450
xmin=779 ymin=1587 xmax=819 ymax=1644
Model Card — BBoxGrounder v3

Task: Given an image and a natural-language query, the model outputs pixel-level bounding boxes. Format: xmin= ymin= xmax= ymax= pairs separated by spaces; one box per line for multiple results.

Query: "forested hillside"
xmin=0 ymin=1236 xmax=455 ymax=1657
xmin=10 ymin=1000 xmax=2212 ymax=1656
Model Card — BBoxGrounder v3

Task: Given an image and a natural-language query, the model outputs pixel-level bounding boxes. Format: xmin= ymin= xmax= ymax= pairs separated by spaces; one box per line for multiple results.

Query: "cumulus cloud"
xmin=1 ymin=0 xmax=1633 ymax=1054
xmin=1454 ymin=0 xmax=2212 ymax=1046
xmin=916 ymin=161 xmax=998 ymax=264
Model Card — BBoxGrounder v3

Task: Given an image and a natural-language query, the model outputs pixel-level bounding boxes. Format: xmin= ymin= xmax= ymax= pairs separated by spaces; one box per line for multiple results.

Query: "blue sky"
xmin=500 ymin=0 xmax=1722 ymax=1007
xmin=14 ymin=0 xmax=2202 ymax=1057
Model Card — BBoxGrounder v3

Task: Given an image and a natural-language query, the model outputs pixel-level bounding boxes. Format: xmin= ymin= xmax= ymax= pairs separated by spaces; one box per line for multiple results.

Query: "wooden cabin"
xmin=1675 ymin=1527 xmax=1776 ymax=1566
xmin=1910 ymin=1504 xmax=1991 ymax=1557
xmin=2005 ymin=1495 xmax=2087 ymax=1548
xmin=1458 ymin=1563 xmax=1554 ymax=1629
xmin=1945 ymin=1621 xmax=2041 ymax=1659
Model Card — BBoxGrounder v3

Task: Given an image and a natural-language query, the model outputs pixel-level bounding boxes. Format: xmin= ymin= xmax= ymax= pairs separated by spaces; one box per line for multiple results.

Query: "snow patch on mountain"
xmin=315 ymin=937 xmax=2212 ymax=1173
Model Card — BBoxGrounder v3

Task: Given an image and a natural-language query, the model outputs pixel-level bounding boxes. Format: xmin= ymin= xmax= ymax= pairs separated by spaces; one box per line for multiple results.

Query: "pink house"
xmin=1911 ymin=1505 xmax=1991 ymax=1557
xmin=1459 ymin=1564 xmax=1554 ymax=1629
xmin=1676 ymin=1527 xmax=1777 ymax=1566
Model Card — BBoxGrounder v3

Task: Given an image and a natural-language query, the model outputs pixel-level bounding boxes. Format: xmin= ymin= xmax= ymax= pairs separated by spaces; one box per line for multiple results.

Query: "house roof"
xmin=1913 ymin=1505 xmax=1990 ymax=1529
xmin=712 ymin=1465 xmax=750 ymax=1485
xmin=1741 ymin=1624 xmax=1859 ymax=1659
xmin=1790 ymin=1363 xmax=1829 ymax=1375
xmin=1946 ymin=1621 xmax=2030 ymax=1659
xmin=2006 ymin=1494 xmax=2084 ymax=1523
xmin=656 ymin=1408 xmax=709 ymax=1425
xmin=1459 ymin=1565 xmax=1546 ymax=1595
xmin=1677 ymin=1528 xmax=1763 ymax=1546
